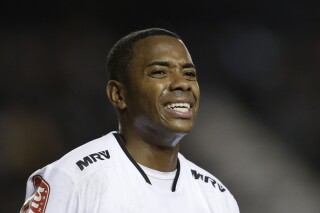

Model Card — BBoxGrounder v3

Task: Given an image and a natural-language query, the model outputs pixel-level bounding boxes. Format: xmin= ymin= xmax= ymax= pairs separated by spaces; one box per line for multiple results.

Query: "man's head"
xmin=106 ymin=28 xmax=200 ymax=147
xmin=106 ymin=28 xmax=180 ymax=84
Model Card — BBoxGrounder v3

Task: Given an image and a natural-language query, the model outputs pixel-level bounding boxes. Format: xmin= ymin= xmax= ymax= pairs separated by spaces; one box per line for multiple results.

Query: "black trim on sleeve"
xmin=113 ymin=133 xmax=152 ymax=185
xmin=171 ymin=158 xmax=180 ymax=192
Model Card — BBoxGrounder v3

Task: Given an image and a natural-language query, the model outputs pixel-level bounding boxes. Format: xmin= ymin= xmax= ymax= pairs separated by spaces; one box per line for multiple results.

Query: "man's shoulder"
xmin=179 ymin=153 xmax=231 ymax=194
xmin=34 ymin=132 xmax=119 ymax=182
xmin=179 ymin=153 xmax=239 ymax=212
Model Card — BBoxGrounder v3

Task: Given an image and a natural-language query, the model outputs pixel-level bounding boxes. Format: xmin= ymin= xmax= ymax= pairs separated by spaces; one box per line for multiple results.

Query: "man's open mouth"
xmin=165 ymin=103 xmax=191 ymax=112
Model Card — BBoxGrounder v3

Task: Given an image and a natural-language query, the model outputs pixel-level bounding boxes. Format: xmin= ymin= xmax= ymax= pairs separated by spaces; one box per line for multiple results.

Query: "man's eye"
xmin=151 ymin=70 xmax=166 ymax=76
xmin=184 ymin=71 xmax=197 ymax=78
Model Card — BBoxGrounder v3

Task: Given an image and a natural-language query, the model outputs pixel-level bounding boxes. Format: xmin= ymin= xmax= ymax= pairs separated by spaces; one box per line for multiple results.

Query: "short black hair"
xmin=106 ymin=28 xmax=180 ymax=83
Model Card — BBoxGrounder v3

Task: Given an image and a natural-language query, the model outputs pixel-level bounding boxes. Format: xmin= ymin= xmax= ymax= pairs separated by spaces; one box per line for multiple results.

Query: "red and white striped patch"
xmin=20 ymin=175 xmax=50 ymax=213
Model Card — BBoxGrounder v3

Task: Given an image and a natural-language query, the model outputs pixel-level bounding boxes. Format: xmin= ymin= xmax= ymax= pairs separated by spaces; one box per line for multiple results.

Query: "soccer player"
xmin=20 ymin=28 xmax=240 ymax=212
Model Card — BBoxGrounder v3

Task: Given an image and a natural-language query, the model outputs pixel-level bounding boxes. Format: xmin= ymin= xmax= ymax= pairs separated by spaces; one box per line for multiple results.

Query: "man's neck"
xmin=119 ymin=129 xmax=183 ymax=172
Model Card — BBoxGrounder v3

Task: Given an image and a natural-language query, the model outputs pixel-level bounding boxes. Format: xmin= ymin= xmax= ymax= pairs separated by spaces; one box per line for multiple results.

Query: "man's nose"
xmin=169 ymin=72 xmax=191 ymax=92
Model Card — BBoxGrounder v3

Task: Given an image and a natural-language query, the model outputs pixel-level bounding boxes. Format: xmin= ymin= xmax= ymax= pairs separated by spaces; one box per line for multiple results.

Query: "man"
xmin=20 ymin=28 xmax=240 ymax=212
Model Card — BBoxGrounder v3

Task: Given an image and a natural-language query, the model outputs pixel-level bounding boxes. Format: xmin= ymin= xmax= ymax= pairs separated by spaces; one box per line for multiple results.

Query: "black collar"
xmin=113 ymin=132 xmax=180 ymax=192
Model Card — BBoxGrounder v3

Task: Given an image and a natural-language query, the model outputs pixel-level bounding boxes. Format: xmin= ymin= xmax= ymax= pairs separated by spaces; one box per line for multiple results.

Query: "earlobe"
xmin=106 ymin=80 xmax=126 ymax=110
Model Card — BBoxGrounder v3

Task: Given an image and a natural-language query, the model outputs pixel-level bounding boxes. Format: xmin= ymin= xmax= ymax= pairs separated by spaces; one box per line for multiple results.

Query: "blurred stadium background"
xmin=1 ymin=0 xmax=319 ymax=212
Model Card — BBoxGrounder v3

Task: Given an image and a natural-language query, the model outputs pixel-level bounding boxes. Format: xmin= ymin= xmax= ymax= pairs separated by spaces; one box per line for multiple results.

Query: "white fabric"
xmin=139 ymin=163 xmax=176 ymax=192
xmin=22 ymin=131 xmax=240 ymax=213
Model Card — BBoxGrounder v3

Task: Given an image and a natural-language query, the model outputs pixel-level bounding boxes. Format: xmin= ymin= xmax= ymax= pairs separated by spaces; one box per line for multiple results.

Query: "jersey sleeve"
xmin=229 ymin=193 xmax=240 ymax=213
xmin=20 ymin=165 xmax=80 ymax=213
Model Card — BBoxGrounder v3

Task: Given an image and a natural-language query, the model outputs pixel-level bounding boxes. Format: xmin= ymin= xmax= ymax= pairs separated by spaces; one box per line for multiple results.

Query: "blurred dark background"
xmin=1 ymin=0 xmax=320 ymax=212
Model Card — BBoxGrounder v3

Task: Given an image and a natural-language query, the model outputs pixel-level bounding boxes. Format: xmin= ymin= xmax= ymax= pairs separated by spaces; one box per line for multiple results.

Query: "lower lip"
xmin=164 ymin=108 xmax=193 ymax=118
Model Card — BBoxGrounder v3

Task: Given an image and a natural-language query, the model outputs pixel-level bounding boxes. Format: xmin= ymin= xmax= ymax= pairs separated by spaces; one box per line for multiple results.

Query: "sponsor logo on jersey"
xmin=76 ymin=150 xmax=110 ymax=171
xmin=191 ymin=169 xmax=226 ymax=192
xmin=20 ymin=175 xmax=50 ymax=213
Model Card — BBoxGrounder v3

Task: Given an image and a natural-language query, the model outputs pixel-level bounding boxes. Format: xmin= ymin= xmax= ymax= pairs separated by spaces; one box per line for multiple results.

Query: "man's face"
xmin=124 ymin=35 xmax=200 ymax=136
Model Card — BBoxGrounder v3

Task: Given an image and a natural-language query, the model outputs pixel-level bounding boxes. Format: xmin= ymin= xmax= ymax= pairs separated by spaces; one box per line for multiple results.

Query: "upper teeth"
xmin=166 ymin=103 xmax=190 ymax=110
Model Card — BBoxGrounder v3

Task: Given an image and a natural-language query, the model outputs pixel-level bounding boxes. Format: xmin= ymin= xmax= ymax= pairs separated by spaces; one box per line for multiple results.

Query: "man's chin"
xmin=166 ymin=123 xmax=194 ymax=134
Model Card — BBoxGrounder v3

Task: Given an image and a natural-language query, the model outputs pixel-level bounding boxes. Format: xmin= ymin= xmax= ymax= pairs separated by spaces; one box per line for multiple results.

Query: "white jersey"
xmin=21 ymin=131 xmax=239 ymax=213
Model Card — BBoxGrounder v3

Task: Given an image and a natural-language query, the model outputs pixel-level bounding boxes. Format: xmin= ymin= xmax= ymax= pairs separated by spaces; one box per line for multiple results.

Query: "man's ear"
xmin=106 ymin=80 xmax=127 ymax=110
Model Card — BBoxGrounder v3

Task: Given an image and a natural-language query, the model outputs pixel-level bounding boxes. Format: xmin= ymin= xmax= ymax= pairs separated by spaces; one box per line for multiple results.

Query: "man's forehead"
xmin=130 ymin=35 xmax=192 ymax=67
xmin=133 ymin=35 xmax=183 ymax=51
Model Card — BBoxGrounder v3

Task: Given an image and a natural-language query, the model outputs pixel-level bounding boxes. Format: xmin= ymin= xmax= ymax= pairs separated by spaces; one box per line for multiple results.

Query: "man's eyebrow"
xmin=146 ymin=61 xmax=170 ymax=67
xmin=146 ymin=61 xmax=196 ymax=69
xmin=182 ymin=63 xmax=196 ymax=69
